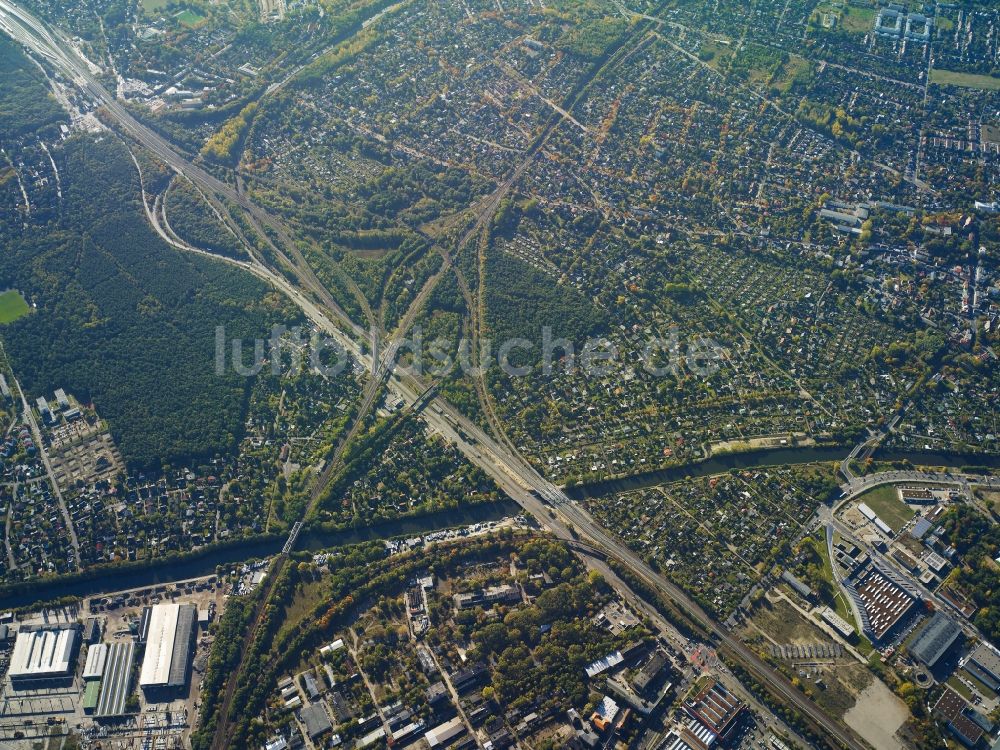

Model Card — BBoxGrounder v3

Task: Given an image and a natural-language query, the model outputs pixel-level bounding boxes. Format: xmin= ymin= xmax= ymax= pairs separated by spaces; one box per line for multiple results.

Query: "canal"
xmin=564 ymin=445 xmax=1000 ymax=500
xmin=6 ymin=444 xmax=997 ymax=607
xmin=0 ymin=500 xmax=520 ymax=608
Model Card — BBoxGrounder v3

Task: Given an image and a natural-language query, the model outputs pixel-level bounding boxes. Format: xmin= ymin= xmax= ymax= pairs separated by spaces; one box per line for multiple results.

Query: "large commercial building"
xmin=138 ymin=603 xmax=197 ymax=695
xmin=908 ymin=612 xmax=962 ymax=669
xmin=683 ymin=680 xmax=746 ymax=743
xmin=851 ymin=564 xmax=918 ymax=642
xmin=425 ymin=717 xmax=465 ymax=748
xmin=965 ymin=643 xmax=1000 ymax=691
xmin=7 ymin=626 xmax=79 ymax=686
xmin=96 ymin=641 xmax=135 ymax=718
xmin=932 ymin=687 xmax=984 ymax=747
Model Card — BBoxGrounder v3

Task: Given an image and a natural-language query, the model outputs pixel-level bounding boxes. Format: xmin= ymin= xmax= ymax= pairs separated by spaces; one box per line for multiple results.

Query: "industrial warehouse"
xmin=0 ymin=575 xmax=223 ymax=745
xmin=138 ymin=603 xmax=198 ymax=696
xmin=95 ymin=641 xmax=136 ymax=718
xmin=7 ymin=625 xmax=79 ymax=686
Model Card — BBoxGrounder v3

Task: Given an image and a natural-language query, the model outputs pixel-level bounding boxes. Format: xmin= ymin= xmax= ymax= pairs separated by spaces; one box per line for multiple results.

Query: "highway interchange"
xmin=2 ymin=4 xmax=997 ymax=748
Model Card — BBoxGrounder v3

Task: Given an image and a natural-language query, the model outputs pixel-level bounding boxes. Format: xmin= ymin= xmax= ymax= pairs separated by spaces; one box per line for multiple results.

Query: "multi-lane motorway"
xmin=0 ymin=6 xmax=880 ymax=747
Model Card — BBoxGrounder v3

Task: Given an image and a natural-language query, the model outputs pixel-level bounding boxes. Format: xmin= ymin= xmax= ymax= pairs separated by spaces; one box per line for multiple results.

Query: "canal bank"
xmin=564 ymin=445 xmax=1000 ymax=499
xmin=0 ymin=499 xmax=520 ymax=609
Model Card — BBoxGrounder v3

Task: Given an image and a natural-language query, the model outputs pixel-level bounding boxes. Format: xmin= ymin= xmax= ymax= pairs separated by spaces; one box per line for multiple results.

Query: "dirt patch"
xmin=742 ymin=598 xmax=876 ymax=719
xmin=843 ymin=679 xmax=910 ymax=750
xmin=746 ymin=598 xmax=822 ymax=644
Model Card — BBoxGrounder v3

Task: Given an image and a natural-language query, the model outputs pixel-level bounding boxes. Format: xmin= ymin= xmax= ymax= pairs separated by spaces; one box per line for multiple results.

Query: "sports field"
xmin=857 ymin=485 xmax=914 ymax=531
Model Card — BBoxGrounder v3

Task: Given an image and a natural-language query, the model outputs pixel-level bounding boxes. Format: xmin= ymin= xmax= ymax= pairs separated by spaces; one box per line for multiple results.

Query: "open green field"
xmin=141 ymin=0 xmax=170 ymax=12
xmin=0 ymin=290 xmax=29 ymax=324
xmin=810 ymin=4 xmax=873 ymax=34
xmin=931 ymin=69 xmax=1000 ymax=91
xmin=839 ymin=6 xmax=875 ymax=33
xmin=774 ymin=55 xmax=813 ymax=92
xmin=857 ymin=485 xmax=914 ymax=531
xmin=174 ymin=8 xmax=206 ymax=27
xmin=697 ymin=37 xmax=734 ymax=71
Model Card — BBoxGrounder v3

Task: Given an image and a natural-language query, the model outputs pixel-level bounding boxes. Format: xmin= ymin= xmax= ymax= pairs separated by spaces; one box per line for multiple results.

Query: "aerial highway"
xmin=0 ymin=6 xmax=871 ymax=747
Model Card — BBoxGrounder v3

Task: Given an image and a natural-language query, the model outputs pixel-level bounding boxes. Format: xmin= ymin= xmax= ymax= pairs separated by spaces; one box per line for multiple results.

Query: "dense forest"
xmin=940 ymin=505 xmax=1000 ymax=644
xmin=1 ymin=136 xmax=300 ymax=468
xmin=484 ymin=248 xmax=607 ymax=366
xmin=164 ymin=177 xmax=246 ymax=258
xmin=0 ymin=38 xmax=66 ymax=137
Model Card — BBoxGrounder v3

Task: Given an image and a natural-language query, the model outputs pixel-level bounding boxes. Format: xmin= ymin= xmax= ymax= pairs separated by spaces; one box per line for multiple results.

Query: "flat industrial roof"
xmin=139 ymin=604 xmax=180 ymax=687
xmin=969 ymin=643 xmax=1000 ymax=679
xmin=854 ymin=566 xmax=916 ymax=640
xmin=83 ymin=680 xmax=102 ymax=710
xmin=425 ymin=717 xmax=465 ymax=748
xmin=97 ymin=641 xmax=135 ymax=717
xmin=8 ymin=628 xmax=77 ymax=679
xmin=167 ymin=604 xmax=196 ymax=687
xmin=83 ymin=643 xmax=108 ymax=680
xmin=909 ymin=613 xmax=961 ymax=667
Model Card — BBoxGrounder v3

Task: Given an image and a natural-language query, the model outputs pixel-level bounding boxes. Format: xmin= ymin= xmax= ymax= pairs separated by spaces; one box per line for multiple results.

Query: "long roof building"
xmin=83 ymin=643 xmax=109 ymax=681
xmin=139 ymin=603 xmax=197 ymax=690
xmin=96 ymin=641 xmax=135 ymax=718
xmin=8 ymin=626 xmax=78 ymax=683
xmin=852 ymin=564 xmax=917 ymax=641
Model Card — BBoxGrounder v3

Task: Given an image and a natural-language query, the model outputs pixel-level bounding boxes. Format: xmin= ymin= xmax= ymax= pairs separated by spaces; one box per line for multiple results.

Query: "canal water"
xmin=564 ymin=445 xmax=1000 ymax=500
xmin=0 ymin=499 xmax=520 ymax=608
xmin=6 ymin=444 xmax=997 ymax=607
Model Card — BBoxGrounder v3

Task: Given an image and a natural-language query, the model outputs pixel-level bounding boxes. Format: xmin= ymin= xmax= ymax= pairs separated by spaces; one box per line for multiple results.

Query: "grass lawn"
xmin=931 ymin=68 xmax=1000 ymax=91
xmin=275 ymin=577 xmax=327 ymax=646
xmin=961 ymin=668 xmax=999 ymax=701
xmin=977 ymin=489 xmax=1000 ymax=516
xmin=773 ymin=55 xmax=813 ymax=92
xmin=698 ymin=37 xmax=734 ymax=71
xmin=141 ymin=0 xmax=170 ymax=12
xmin=174 ymin=8 xmax=206 ymax=27
xmin=858 ymin=485 xmax=914 ymax=532
xmin=812 ymin=536 xmax=857 ymax=626
xmin=947 ymin=674 xmax=974 ymax=701
xmin=841 ymin=6 xmax=875 ymax=33
xmin=0 ymin=290 xmax=29 ymax=324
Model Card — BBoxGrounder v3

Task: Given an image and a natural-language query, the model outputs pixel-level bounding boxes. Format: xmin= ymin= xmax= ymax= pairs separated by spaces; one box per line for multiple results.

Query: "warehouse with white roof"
xmin=83 ymin=643 xmax=108 ymax=681
xmin=138 ymin=603 xmax=197 ymax=696
xmin=8 ymin=626 xmax=79 ymax=686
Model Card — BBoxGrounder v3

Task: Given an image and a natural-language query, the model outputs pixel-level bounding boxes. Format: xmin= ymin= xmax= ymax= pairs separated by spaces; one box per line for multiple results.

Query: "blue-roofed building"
xmin=909 ymin=612 xmax=962 ymax=668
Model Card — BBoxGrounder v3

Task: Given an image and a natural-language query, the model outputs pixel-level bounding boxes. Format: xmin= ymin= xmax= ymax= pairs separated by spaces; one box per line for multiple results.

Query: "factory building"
xmin=851 ymin=563 xmax=918 ymax=642
xmin=683 ymin=679 xmax=746 ymax=743
xmin=858 ymin=503 xmax=893 ymax=536
xmin=138 ymin=603 xmax=197 ymax=697
xmin=7 ymin=626 xmax=79 ymax=686
xmin=83 ymin=680 xmax=102 ymax=714
xmin=96 ymin=641 xmax=135 ymax=718
xmin=83 ymin=643 xmax=109 ymax=681
xmin=964 ymin=643 xmax=1000 ymax=691
xmin=908 ymin=612 xmax=962 ymax=669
